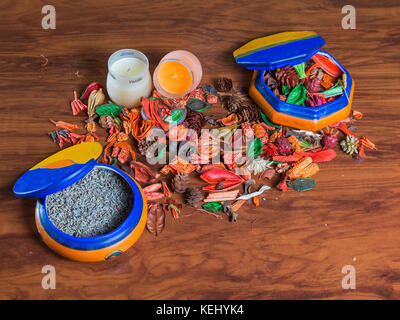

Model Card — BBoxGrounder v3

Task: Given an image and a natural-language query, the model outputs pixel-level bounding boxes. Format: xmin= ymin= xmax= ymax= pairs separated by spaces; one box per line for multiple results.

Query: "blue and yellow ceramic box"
xmin=234 ymin=31 xmax=354 ymax=131
xmin=13 ymin=142 xmax=147 ymax=262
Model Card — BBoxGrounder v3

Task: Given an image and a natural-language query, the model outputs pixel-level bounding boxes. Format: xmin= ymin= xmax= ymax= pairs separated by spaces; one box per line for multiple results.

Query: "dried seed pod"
xmin=87 ymin=88 xmax=106 ymax=117
xmin=146 ymin=203 xmax=165 ymax=236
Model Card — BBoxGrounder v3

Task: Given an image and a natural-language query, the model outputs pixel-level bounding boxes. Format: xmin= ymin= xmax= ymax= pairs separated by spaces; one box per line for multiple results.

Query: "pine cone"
xmin=340 ymin=135 xmax=359 ymax=155
xmin=171 ymin=173 xmax=189 ymax=193
xmin=215 ymin=77 xmax=233 ymax=92
xmin=138 ymin=137 xmax=158 ymax=156
xmin=99 ymin=115 xmax=115 ymax=129
xmin=275 ymin=66 xmax=299 ymax=88
xmin=183 ymin=111 xmax=206 ymax=136
xmin=237 ymin=100 xmax=261 ymax=123
xmin=184 ymin=187 xmax=203 ymax=207
xmin=275 ymin=137 xmax=293 ymax=156
xmin=224 ymin=94 xmax=244 ymax=113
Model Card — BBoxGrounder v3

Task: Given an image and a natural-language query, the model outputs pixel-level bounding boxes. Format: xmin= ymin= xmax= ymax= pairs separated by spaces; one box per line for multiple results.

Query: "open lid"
xmin=233 ymin=31 xmax=325 ymax=70
xmin=13 ymin=142 xmax=103 ymax=198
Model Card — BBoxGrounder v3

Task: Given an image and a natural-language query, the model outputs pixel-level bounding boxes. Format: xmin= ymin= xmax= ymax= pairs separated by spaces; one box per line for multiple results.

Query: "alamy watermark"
xmin=41 ymin=5 xmax=56 ymax=30
xmin=341 ymin=5 xmax=356 ymax=29
xmin=41 ymin=265 xmax=56 ymax=289
xmin=341 ymin=265 xmax=356 ymax=289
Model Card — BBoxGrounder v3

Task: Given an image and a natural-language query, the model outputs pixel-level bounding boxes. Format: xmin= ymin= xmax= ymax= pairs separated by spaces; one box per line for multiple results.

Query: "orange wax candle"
xmin=157 ymin=61 xmax=192 ymax=95
xmin=153 ymin=50 xmax=202 ymax=98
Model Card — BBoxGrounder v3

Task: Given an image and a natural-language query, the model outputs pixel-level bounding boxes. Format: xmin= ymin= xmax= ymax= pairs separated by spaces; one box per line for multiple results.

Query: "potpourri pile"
xmin=263 ymin=53 xmax=347 ymax=107
xmin=46 ymin=75 xmax=377 ymax=236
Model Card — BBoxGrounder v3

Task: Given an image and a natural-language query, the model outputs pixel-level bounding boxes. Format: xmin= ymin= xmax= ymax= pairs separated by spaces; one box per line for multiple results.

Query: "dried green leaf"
xmin=287 ymin=84 xmax=306 ymax=105
xmin=261 ymin=113 xmax=281 ymax=130
xmin=186 ymin=98 xmax=211 ymax=112
xmin=282 ymin=84 xmax=290 ymax=96
xmin=300 ymin=139 xmax=313 ymax=149
xmin=293 ymin=62 xmax=306 ymax=79
xmin=202 ymin=201 xmax=223 ymax=213
xmin=288 ymin=178 xmax=316 ymax=192
xmin=248 ymin=137 xmax=263 ymax=158
xmin=96 ymin=104 xmax=122 ymax=117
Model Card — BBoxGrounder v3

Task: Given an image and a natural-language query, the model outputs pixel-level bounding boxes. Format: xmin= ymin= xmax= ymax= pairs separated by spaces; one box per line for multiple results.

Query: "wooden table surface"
xmin=1 ymin=0 xmax=400 ymax=300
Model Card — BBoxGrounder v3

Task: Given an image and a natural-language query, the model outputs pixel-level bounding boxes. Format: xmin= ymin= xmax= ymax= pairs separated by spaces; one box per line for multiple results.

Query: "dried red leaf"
xmin=294 ymin=148 xmax=336 ymax=162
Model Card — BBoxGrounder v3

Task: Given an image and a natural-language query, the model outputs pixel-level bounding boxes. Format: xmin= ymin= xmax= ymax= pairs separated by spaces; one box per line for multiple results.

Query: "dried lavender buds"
xmin=46 ymin=167 xmax=133 ymax=238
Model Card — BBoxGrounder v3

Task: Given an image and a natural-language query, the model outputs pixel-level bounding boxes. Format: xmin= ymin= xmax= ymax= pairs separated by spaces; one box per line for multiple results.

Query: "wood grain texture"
xmin=1 ymin=0 xmax=400 ymax=300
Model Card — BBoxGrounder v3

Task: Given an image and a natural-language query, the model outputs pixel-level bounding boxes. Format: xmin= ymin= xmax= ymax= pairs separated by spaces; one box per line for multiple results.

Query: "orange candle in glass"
xmin=153 ymin=50 xmax=202 ymax=98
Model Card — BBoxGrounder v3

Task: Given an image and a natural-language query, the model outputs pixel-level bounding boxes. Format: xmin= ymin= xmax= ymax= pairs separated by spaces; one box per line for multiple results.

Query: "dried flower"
xmin=322 ymin=134 xmax=338 ymax=148
xmin=340 ymin=135 xmax=359 ymax=155
xmin=275 ymin=137 xmax=293 ymax=156
xmin=99 ymin=115 xmax=115 ymax=129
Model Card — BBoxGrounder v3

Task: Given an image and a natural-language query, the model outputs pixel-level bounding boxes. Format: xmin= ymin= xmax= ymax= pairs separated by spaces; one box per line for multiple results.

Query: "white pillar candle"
xmin=106 ymin=49 xmax=152 ymax=108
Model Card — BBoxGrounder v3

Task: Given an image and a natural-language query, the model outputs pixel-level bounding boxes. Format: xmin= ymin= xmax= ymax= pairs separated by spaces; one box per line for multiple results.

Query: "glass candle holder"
xmin=106 ymin=49 xmax=152 ymax=108
xmin=153 ymin=50 xmax=202 ymax=99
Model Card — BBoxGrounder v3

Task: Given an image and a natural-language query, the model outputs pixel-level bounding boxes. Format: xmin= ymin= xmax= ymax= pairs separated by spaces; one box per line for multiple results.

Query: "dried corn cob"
xmin=288 ymin=156 xmax=312 ymax=180
xmin=300 ymin=163 xmax=319 ymax=178
xmin=288 ymin=135 xmax=301 ymax=152
xmin=252 ymin=123 xmax=265 ymax=139
xmin=268 ymin=130 xmax=281 ymax=143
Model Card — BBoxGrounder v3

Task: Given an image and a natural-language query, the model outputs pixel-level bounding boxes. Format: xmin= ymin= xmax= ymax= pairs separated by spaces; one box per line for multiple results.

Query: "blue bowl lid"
xmin=233 ymin=31 xmax=325 ymax=70
xmin=13 ymin=142 xmax=103 ymax=198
